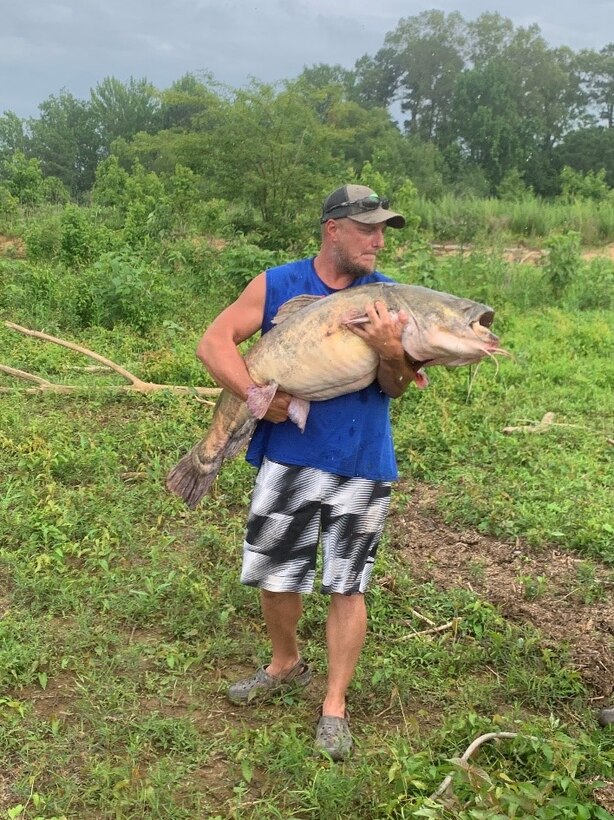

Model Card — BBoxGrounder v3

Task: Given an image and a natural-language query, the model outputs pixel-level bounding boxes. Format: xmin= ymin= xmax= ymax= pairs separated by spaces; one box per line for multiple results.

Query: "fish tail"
xmin=166 ymin=391 xmax=257 ymax=508
xmin=166 ymin=447 xmax=223 ymax=509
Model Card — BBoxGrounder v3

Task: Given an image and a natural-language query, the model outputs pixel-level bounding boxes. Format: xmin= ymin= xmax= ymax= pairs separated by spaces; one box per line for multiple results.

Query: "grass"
xmin=414 ymin=195 xmax=614 ymax=246
xmin=0 ymin=245 xmax=613 ymax=817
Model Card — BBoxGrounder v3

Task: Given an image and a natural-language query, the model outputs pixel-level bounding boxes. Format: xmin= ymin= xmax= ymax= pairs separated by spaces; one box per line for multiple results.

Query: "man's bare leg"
xmin=322 ymin=592 xmax=367 ymax=717
xmin=260 ymin=589 xmax=303 ymax=677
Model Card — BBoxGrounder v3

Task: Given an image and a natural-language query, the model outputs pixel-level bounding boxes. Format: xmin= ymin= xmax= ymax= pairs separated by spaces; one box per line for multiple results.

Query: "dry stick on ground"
xmin=407 ymin=606 xmax=436 ymax=626
xmin=1 ymin=321 xmax=221 ymax=402
xmin=430 ymin=731 xmax=540 ymax=801
xmin=395 ymin=618 xmax=460 ymax=641
xmin=503 ymin=411 xmax=613 ymax=443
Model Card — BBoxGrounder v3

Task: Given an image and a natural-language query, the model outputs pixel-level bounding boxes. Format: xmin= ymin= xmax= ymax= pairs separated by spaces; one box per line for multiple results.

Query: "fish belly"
xmin=247 ymin=324 xmax=379 ymax=400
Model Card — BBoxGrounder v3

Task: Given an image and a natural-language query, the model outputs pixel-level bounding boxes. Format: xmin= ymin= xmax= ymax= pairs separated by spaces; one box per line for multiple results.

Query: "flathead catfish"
xmin=166 ymin=283 xmax=503 ymax=508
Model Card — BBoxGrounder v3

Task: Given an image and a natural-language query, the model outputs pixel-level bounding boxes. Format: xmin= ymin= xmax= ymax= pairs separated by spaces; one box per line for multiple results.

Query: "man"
xmin=196 ymin=184 xmax=413 ymax=760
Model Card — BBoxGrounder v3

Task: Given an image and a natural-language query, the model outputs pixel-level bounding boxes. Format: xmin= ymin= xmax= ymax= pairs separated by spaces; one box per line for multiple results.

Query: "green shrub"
xmin=210 ymin=240 xmax=283 ymax=294
xmin=560 ymin=166 xmax=611 ymax=202
xmin=0 ymin=184 xmax=19 ymax=228
xmin=23 ymin=210 xmax=62 ymax=263
xmin=497 ymin=168 xmax=534 ymax=202
xmin=543 ymin=232 xmax=582 ymax=298
xmin=41 ymin=176 xmax=70 ymax=205
xmin=83 ymin=252 xmax=174 ymax=332
xmin=59 ymin=205 xmax=120 ymax=268
xmin=563 ymin=257 xmax=614 ymax=311
xmin=2 ymin=261 xmax=66 ymax=324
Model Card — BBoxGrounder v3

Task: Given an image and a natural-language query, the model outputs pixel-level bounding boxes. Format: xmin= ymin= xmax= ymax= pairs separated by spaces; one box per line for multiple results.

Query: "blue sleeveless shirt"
xmin=245 ymin=258 xmax=399 ymax=481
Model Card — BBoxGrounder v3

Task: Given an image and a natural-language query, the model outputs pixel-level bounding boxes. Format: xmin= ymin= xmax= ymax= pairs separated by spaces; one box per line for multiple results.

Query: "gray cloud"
xmin=3 ymin=0 xmax=613 ymax=118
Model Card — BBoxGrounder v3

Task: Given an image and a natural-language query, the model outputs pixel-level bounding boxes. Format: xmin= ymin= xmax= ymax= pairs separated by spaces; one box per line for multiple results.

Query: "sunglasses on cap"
xmin=321 ymin=194 xmax=390 ymax=222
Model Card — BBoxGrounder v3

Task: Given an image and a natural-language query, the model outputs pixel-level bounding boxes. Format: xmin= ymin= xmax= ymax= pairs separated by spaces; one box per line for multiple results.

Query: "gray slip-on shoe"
xmin=227 ymin=659 xmax=312 ymax=705
xmin=598 ymin=706 xmax=614 ymax=727
xmin=315 ymin=712 xmax=353 ymax=761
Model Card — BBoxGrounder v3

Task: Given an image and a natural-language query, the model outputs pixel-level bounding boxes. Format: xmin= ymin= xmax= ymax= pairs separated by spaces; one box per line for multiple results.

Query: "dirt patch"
xmin=20 ymin=672 xmax=78 ymax=721
xmin=388 ymin=483 xmax=614 ymax=698
xmin=0 ymin=234 xmax=25 ymax=259
xmin=594 ymin=780 xmax=614 ymax=814
xmin=582 ymin=244 xmax=614 ymax=262
xmin=430 ymin=242 xmax=614 ymax=264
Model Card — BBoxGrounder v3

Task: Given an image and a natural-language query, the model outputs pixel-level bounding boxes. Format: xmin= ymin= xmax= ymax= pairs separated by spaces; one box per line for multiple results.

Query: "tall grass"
xmin=415 ymin=195 xmax=614 ymax=245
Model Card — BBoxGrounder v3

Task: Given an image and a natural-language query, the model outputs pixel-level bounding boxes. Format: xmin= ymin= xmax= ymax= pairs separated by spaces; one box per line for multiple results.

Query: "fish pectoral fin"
xmin=341 ymin=311 xmax=370 ymax=326
xmin=271 ymin=294 xmax=323 ymax=325
xmin=246 ymin=381 xmax=279 ymax=419
xmin=288 ymin=397 xmax=310 ymax=432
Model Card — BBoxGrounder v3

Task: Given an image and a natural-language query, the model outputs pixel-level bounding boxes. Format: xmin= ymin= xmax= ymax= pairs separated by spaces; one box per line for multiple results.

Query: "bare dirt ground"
xmin=388 ymin=482 xmax=614 ymax=698
xmin=388 ymin=482 xmax=614 ymax=814
xmin=0 ymin=234 xmax=25 ymax=258
xmin=430 ymin=241 xmax=614 ymax=264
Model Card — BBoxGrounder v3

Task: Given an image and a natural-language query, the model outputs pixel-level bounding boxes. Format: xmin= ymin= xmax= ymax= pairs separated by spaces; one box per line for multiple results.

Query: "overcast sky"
xmin=3 ymin=0 xmax=613 ymax=119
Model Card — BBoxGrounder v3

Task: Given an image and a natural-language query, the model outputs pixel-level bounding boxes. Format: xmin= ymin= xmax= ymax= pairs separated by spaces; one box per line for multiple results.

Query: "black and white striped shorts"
xmin=241 ymin=458 xmax=392 ymax=595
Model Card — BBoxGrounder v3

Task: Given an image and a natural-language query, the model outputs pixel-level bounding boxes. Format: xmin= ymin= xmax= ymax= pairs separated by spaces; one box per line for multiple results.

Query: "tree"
xmin=28 ymin=90 xmax=100 ymax=196
xmin=554 ymin=126 xmax=614 ymax=186
xmin=208 ymin=81 xmax=346 ymax=244
xmin=159 ymin=72 xmax=222 ymax=130
xmin=297 ymin=64 xmax=356 ymax=99
xmin=466 ymin=12 xmax=515 ymax=65
xmin=577 ymin=44 xmax=614 ymax=127
xmin=91 ymin=154 xmax=130 ymax=209
xmin=452 ymin=58 xmax=527 ymax=188
xmin=0 ymin=111 xmax=29 ymax=165
xmin=450 ymin=23 xmax=583 ymax=192
xmin=1 ymin=151 xmax=45 ymax=208
xmin=382 ymin=11 xmax=467 ymax=143
xmin=90 ymin=76 xmax=162 ymax=153
xmin=351 ymin=49 xmax=400 ymax=110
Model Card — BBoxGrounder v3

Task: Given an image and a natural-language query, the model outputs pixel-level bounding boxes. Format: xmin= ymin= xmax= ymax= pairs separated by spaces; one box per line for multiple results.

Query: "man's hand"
xmin=263 ymin=389 xmax=293 ymax=423
xmin=346 ymin=300 xmax=415 ymax=398
xmin=346 ymin=300 xmax=408 ymax=358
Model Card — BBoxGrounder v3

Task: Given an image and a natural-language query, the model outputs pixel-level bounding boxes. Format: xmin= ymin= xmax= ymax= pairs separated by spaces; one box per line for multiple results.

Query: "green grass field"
xmin=0 ymin=245 xmax=613 ymax=818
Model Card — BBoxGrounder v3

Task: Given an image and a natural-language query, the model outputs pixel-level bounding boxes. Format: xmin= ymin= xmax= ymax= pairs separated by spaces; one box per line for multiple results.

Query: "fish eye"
xmin=478 ymin=311 xmax=494 ymax=328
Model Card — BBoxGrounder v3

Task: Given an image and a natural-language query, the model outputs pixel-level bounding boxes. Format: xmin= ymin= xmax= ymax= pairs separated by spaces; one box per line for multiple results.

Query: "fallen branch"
xmin=395 ymin=618 xmax=460 ymax=641
xmin=0 ymin=364 xmax=51 ymax=386
xmin=503 ymin=412 xmax=611 ymax=442
xmin=503 ymin=411 xmax=558 ymax=433
xmin=430 ymin=731 xmax=539 ymax=801
xmin=407 ymin=607 xmax=436 ymax=627
xmin=2 ymin=321 xmax=221 ymax=401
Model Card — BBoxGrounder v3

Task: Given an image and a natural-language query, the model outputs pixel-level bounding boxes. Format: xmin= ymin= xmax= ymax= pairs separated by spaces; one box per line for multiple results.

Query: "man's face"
xmin=330 ymin=218 xmax=388 ymax=278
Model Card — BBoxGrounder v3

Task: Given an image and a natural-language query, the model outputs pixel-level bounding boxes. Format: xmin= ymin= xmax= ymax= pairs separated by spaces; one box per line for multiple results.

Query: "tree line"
xmin=1 ymin=10 xmax=614 ymax=231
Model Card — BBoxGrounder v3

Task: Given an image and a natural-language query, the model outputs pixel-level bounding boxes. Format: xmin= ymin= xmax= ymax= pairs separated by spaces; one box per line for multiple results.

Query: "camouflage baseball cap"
xmin=320 ymin=184 xmax=405 ymax=228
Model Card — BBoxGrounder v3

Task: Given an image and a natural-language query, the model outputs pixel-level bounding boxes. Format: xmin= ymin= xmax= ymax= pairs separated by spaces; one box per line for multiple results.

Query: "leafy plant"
xmin=543 ymin=231 xmax=582 ymax=298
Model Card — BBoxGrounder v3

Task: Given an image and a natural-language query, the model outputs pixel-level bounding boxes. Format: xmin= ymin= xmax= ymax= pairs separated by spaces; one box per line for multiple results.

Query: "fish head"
xmin=398 ymin=287 xmax=501 ymax=370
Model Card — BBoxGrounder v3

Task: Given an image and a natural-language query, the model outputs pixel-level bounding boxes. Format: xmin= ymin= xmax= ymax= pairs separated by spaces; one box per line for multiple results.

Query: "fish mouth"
xmin=404 ymin=353 xmax=431 ymax=389
xmin=405 ymin=354 xmax=431 ymax=369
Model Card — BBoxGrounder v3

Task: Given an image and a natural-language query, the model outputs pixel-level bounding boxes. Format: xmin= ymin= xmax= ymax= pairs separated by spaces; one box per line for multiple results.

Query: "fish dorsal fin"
xmin=271 ymin=294 xmax=323 ymax=325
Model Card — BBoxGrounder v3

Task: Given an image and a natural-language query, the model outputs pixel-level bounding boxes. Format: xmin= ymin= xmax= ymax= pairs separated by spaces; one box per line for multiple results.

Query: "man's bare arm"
xmin=196 ymin=273 xmax=292 ymax=421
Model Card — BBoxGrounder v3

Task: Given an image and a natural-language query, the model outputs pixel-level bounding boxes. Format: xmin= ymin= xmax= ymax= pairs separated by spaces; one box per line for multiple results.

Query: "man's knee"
xmin=329 ymin=591 xmax=366 ymax=612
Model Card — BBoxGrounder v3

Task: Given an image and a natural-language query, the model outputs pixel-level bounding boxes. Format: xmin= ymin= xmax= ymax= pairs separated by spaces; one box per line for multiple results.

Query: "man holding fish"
xmin=177 ymin=184 xmax=502 ymax=760
xmin=196 ymin=185 xmax=411 ymax=760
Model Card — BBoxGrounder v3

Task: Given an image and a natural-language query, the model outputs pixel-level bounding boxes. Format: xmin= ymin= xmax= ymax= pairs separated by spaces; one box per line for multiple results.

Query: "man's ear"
xmin=325 ymin=218 xmax=340 ymax=240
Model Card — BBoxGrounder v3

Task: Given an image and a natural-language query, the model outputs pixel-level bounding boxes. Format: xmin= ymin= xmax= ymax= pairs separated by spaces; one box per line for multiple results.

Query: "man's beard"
xmin=334 ymin=246 xmax=374 ymax=279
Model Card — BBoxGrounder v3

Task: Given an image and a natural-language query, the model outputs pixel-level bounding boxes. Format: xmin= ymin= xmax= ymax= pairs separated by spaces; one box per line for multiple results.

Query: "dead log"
xmin=1 ymin=321 xmax=221 ymax=402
